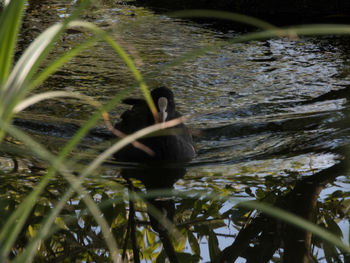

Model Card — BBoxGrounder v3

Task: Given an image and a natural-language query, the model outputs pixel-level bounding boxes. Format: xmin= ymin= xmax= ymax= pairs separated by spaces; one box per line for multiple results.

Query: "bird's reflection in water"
xmin=120 ymin=162 xmax=188 ymax=263
xmin=122 ymin=162 xmax=186 ymax=224
xmin=113 ymin=87 xmax=194 ymax=263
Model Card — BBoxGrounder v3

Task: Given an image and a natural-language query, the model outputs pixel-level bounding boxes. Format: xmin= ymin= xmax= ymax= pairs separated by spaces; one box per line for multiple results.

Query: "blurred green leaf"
xmin=188 ymin=230 xmax=200 ymax=256
xmin=208 ymin=230 xmax=220 ymax=261
xmin=325 ymin=214 xmax=343 ymax=238
xmin=245 ymin=187 xmax=254 ymax=197
xmin=177 ymin=252 xmax=201 ymax=263
xmin=344 ymin=246 xmax=350 ymax=262
xmin=341 ymin=198 xmax=350 ymax=216
xmin=191 ymin=199 xmax=208 ymax=220
xmin=2 ymin=23 xmax=82 ymax=122
xmin=146 ymin=229 xmax=156 ymax=246
xmin=0 ymin=0 xmax=25 ymax=85
xmin=174 ymin=228 xmax=187 ymax=252
xmin=255 ymin=188 xmax=265 ymax=199
xmin=329 ymin=190 xmax=344 ymax=199
xmin=1 ymin=1 xmax=92 ymax=124
xmin=155 ymin=249 xmax=166 ymax=263
xmin=169 ymin=9 xmax=278 ymax=31
xmin=29 ymin=37 xmax=98 ymax=91
xmin=205 ymin=201 xmax=221 ymax=218
xmin=222 ymin=206 xmax=250 ymax=225
xmin=208 ymin=219 xmax=226 ymax=230
xmin=194 ymin=223 xmax=210 ymax=237
xmin=239 ymin=201 xmax=350 ymax=254
xmin=324 ymin=241 xmax=341 ymax=263
xmin=67 ymin=20 xmax=156 ymax=117
xmin=142 ymin=246 xmax=160 ymax=261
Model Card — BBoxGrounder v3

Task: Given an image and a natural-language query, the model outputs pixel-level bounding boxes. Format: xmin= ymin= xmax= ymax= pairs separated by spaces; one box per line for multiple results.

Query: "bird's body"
xmin=113 ymin=87 xmax=195 ymax=164
xmin=114 ymin=88 xmax=192 ymax=261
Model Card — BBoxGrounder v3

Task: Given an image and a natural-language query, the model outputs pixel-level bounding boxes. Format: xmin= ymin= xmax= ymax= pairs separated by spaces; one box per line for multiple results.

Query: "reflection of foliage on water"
xmin=316 ymin=190 xmax=350 ymax=262
xmin=1 ymin=147 xmax=349 ymax=262
xmin=1 ymin=0 xmax=350 ymax=262
xmin=1 ymin=160 xmax=349 ymax=262
xmin=225 ymin=165 xmax=350 ymax=263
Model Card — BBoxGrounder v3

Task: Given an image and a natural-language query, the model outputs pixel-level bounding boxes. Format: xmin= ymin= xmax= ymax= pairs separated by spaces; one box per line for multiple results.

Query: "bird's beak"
xmin=158 ymin=97 xmax=168 ymax=122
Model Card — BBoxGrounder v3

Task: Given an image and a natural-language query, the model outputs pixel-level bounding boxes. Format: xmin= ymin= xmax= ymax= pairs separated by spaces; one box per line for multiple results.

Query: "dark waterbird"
xmin=113 ymin=86 xmax=195 ymax=166
xmin=114 ymin=87 xmax=195 ymax=263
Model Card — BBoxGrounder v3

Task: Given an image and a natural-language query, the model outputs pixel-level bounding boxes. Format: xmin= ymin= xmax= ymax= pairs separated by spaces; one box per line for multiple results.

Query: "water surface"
xmin=1 ymin=1 xmax=350 ymax=262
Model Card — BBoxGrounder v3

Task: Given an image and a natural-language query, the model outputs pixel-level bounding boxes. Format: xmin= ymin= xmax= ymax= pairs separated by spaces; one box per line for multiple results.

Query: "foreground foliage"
xmin=0 ymin=0 xmax=349 ymax=262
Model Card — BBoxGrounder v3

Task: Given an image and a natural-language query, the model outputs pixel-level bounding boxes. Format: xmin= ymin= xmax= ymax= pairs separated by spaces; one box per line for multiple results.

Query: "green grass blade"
xmin=169 ymin=9 xmax=279 ymax=30
xmin=29 ymin=37 xmax=98 ymax=90
xmin=13 ymin=103 xmax=183 ymax=262
xmin=0 ymin=16 xmax=156 ymax=258
xmin=146 ymin=24 xmax=350 ymax=80
xmin=0 ymin=122 xmax=63 ymax=260
xmin=132 ymin=189 xmax=350 ymax=254
xmin=1 ymin=0 xmax=92 ymax=122
xmin=1 ymin=87 xmax=135 ymax=262
xmin=0 ymin=0 xmax=26 ymax=85
xmin=2 ymin=23 xmax=63 ymax=108
xmin=14 ymin=91 xmax=102 ymax=113
xmin=0 ymin=89 xmax=128 ymax=261
xmin=2 ymin=24 xmax=95 ymax=117
xmin=238 ymin=201 xmax=350 ymax=253
xmin=67 ymin=20 xmax=157 ymax=119
xmin=4 ymin=8 xmax=350 ymax=262
xmin=0 ymin=120 xmax=122 ymax=263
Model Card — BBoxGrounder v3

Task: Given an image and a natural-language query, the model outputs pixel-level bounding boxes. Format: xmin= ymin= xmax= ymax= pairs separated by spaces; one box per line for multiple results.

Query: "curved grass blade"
xmin=81 ymin=117 xmax=183 ymax=177
xmin=4 ymin=7 xmax=350 ymax=262
xmin=0 ymin=0 xmax=26 ymax=86
xmin=15 ymin=21 xmax=350 ymax=262
xmin=3 ymin=23 xmax=72 ymax=119
xmin=0 ymin=0 xmax=91 ymax=123
xmin=1 ymin=15 xmax=158 ymax=262
xmin=14 ymin=91 xmax=103 ymax=113
xmin=0 ymin=87 xmax=135 ymax=261
xmin=2 ymin=86 xmax=136 ymax=262
xmin=20 ymin=20 xmax=350 ymax=263
xmin=67 ymin=20 xmax=158 ymax=121
xmin=12 ymin=116 xmax=184 ymax=263
xmin=0 ymin=120 xmax=122 ymax=263
xmin=29 ymin=37 xmax=98 ymax=90
xmin=3 ymin=24 xmax=62 ymax=99
xmin=238 ymin=200 xmax=350 ymax=253
xmin=134 ymin=189 xmax=350 ymax=254
xmin=169 ymin=9 xmax=279 ymax=31
xmin=143 ymin=23 xmax=350 ymax=82
xmin=3 ymin=18 xmax=156 ymax=124
xmin=14 ymin=90 xmax=154 ymax=155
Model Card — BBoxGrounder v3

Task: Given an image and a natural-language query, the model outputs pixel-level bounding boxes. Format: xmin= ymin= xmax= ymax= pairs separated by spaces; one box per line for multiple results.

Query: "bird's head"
xmin=151 ymin=87 xmax=175 ymax=122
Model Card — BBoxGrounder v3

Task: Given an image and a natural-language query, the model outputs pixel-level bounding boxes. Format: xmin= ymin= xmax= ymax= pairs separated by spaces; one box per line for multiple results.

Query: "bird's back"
xmin=114 ymin=96 xmax=195 ymax=163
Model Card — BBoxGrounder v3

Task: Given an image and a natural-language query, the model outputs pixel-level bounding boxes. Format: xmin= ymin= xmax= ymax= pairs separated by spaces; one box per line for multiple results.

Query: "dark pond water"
xmin=1 ymin=0 xmax=350 ymax=262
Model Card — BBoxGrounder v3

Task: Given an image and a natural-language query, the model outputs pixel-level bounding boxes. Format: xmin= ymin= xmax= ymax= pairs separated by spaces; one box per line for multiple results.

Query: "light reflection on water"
xmin=3 ymin=1 xmax=350 ymax=262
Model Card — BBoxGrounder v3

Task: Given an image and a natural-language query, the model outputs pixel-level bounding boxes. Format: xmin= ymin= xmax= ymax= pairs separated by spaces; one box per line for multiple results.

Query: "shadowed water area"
xmin=1 ymin=0 xmax=350 ymax=262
